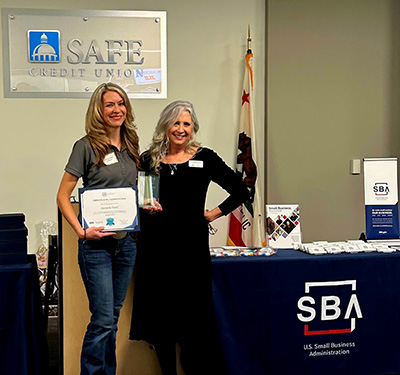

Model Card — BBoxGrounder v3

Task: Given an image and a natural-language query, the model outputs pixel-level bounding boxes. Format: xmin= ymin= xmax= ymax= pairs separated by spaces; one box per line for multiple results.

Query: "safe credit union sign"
xmin=2 ymin=8 xmax=167 ymax=98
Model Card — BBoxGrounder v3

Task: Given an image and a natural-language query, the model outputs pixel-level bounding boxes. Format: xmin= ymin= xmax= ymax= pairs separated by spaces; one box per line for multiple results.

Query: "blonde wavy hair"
xmin=85 ymin=82 xmax=140 ymax=168
xmin=148 ymin=100 xmax=201 ymax=171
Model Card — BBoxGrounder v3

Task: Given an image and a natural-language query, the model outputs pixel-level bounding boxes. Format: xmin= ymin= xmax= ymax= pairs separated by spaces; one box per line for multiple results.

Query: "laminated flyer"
xmin=266 ymin=204 xmax=302 ymax=249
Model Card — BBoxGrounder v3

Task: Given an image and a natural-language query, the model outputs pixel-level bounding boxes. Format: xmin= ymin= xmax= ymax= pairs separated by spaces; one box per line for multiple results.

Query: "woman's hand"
xmin=204 ymin=207 xmax=223 ymax=223
xmin=81 ymin=227 xmax=116 ymax=240
xmin=143 ymin=200 xmax=163 ymax=215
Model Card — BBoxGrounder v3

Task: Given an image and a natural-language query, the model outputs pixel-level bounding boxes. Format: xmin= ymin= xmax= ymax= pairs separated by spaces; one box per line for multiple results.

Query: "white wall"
xmin=0 ymin=0 xmax=265 ymax=252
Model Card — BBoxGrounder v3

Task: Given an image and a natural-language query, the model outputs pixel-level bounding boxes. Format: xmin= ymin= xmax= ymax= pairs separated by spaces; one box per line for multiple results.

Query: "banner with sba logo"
xmin=364 ymin=158 xmax=399 ymax=239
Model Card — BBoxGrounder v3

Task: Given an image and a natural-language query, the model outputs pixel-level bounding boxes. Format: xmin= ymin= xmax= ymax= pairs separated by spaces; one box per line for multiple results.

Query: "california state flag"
xmin=228 ymin=49 xmax=266 ymax=247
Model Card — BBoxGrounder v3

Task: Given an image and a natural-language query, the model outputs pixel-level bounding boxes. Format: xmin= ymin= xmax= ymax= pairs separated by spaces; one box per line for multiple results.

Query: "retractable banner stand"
xmin=364 ymin=158 xmax=400 ymax=239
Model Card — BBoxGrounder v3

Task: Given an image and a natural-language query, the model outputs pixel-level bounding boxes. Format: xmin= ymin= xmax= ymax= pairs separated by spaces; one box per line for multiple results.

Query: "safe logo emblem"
xmin=297 ymin=280 xmax=363 ymax=335
xmin=28 ymin=30 xmax=60 ymax=63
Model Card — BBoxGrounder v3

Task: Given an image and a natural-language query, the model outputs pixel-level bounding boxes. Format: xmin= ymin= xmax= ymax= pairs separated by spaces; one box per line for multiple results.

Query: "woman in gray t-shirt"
xmin=57 ymin=82 xmax=140 ymax=375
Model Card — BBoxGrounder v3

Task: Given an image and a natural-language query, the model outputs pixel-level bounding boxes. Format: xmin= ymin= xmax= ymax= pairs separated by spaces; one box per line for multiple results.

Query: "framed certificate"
xmin=79 ymin=186 xmax=139 ymax=232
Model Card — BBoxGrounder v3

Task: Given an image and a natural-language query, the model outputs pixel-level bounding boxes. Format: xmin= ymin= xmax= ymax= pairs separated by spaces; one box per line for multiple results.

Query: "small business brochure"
xmin=266 ymin=204 xmax=302 ymax=248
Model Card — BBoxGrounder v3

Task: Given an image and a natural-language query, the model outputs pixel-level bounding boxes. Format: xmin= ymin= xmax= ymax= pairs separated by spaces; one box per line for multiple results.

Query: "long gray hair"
xmin=148 ymin=100 xmax=201 ymax=171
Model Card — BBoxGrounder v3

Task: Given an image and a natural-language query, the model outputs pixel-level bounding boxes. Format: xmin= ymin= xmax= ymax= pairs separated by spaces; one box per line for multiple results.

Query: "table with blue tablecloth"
xmin=212 ymin=249 xmax=400 ymax=375
xmin=0 ymin=254 xmax=47 ymax=375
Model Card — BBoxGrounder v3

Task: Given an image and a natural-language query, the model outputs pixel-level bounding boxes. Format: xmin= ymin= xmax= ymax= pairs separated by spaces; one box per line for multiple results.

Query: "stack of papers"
xmin=298 ymin=240 xmax=397 ymax=255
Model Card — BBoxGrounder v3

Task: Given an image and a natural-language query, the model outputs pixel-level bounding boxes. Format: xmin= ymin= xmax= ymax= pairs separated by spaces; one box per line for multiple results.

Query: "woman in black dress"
xmin=130 ymin=100 xmax=249 ymax=375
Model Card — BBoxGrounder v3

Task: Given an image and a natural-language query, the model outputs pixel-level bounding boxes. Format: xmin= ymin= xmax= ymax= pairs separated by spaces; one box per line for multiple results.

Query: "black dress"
xmin=130 ymin=147 xmax=249 ymax=374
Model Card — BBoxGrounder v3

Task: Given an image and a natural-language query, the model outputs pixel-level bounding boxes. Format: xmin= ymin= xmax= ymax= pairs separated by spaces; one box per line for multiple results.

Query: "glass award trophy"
xmin=138 ymin=171 xmax=160 ymax=208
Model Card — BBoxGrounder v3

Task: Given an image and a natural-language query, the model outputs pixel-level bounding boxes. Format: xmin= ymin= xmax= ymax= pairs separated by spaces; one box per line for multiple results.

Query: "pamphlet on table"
xmin=266 ymin=204 xmax=302 ymax=249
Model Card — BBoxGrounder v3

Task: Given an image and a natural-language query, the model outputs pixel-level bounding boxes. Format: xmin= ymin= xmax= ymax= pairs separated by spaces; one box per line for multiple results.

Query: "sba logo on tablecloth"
xmin=297 ymin=280 xmax=363 ymax=335
xmin=28 ymin=30 xmax=60 ymax=63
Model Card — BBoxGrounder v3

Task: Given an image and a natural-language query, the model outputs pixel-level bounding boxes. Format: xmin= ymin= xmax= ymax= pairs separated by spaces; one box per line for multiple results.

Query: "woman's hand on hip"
xmin=204 ymin=207 xmax=223 ymax=223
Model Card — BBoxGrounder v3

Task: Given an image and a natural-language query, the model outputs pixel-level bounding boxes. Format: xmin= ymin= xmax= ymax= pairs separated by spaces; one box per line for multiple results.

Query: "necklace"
xmin=169 ymin=164 xmax=178 ymax=175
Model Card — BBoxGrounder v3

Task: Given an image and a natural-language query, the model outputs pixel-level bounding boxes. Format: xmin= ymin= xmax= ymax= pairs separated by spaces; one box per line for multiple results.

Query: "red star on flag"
xmin=241 ymin=90 xmax=250 ymax=105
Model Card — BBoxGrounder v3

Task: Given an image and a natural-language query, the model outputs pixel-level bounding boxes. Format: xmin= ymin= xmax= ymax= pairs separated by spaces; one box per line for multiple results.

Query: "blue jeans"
xmin=78 ymin=233 xmax=137 ymax=375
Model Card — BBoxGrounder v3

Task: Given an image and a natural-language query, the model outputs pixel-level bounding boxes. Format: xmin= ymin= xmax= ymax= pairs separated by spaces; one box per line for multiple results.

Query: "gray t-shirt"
xmin=65 ymin=136 xmax=138 ymax=187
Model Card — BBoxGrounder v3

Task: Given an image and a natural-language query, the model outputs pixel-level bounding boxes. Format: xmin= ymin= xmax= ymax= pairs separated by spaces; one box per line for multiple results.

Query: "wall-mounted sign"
xmin=1 ymin=8 xmax=167 ymax=98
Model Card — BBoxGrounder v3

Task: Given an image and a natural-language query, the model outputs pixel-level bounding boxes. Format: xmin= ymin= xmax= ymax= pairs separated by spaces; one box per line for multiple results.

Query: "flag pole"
xmin=247 ymin=24 xmax=252 ymax=54
xmin=228 ymin=25 xmax=266 ymax=247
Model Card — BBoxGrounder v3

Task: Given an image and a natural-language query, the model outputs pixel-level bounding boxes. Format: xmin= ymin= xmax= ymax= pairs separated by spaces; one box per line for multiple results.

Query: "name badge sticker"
xmin=104 ymin=152 xmax=118 ymax=165
xmin=189 ymin=160 xmax=203 ymax=168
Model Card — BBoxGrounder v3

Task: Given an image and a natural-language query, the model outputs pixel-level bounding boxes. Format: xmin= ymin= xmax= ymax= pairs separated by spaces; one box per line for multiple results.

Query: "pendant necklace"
xmin=169 ymin=164 xmax=178 ymax=175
